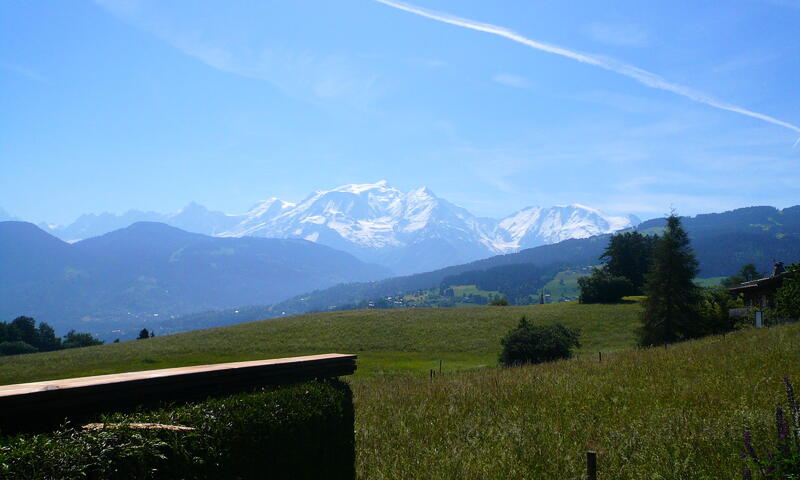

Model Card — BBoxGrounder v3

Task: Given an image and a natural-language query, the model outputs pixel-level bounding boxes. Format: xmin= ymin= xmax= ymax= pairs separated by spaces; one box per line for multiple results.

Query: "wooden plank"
xmin=0 ymin=353 xmax=357 ymax=435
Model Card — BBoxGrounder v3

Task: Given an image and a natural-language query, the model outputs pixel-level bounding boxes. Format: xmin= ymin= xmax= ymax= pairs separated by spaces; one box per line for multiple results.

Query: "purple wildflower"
xmin=776 ymin=406 xmax=787 ymax=441
xmin=742 ymin=466 xmax=752 ymax=480
xmin=785 ymin=376 xmax=799 ymax=429
xmin=743 ymin=429 xmax=759 ymax=461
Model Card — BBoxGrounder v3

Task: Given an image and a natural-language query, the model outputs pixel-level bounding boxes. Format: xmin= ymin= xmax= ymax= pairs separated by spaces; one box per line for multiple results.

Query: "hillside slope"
xmin=268 ymin=205 xmax=800 ymax=316
xmin=0 ymin=221 xmax=389 ymax=332
xmin=0 ymin=302 xmax=641 ymax=382
xmin=355 ymin=324 xmax=800 ymax=478
xmin=0 ymin=303 xmax=797 ymax=478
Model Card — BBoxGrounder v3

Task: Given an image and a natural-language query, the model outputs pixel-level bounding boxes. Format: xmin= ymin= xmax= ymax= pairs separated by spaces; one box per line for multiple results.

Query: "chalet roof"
xmin=728 ymin=271 xmax=791 ymax=293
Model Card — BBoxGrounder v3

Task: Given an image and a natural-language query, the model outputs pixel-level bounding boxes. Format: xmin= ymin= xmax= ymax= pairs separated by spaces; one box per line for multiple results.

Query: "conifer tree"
xmin=639 ymin=214 xmax=702 ymax=345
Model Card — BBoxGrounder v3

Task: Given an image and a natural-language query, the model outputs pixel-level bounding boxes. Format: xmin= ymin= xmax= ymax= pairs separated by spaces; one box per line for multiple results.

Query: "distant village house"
xmin=728 ymin=261 xmax=792 ymax=310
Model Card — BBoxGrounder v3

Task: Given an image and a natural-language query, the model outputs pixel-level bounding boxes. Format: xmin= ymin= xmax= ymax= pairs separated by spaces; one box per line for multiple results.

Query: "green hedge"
xmin=0 ymin=379 xmax=354 ymax=480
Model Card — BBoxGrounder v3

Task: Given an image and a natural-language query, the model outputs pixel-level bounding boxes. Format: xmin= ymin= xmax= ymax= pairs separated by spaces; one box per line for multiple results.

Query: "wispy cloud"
xmin=0 ymin=62 xmax=47 ymax=83
xmin=95 ymin=0 xmax=382 ymax=108
xmin=585 ymin=22 xmax=650 ymax=48
xmin=492 ymin=73 xmax=532 ymax=89
xmin=375 ymin=0 xmax=800 ymax=137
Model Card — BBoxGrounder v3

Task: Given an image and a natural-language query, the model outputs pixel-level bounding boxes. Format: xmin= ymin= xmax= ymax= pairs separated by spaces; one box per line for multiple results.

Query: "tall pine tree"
xmin=639 ymin=214 xmax=702 ymax=345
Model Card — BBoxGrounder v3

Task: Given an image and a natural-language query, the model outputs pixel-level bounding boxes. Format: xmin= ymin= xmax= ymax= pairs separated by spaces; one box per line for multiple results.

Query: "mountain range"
xmin=1 ymin=204 xmax=797 ymax=339
xmin=0 ymin=221 xmax=388 ymax=336
xmin=26 ymin=181 xmax=639 ymax=274
xmin=263 ymin=205 xmax=800 ymax=316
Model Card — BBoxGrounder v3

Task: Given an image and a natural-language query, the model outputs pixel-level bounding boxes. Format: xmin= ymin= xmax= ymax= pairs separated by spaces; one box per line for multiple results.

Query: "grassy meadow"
xmin=0 ymin=301 xmax=639 ymax=383
xmin=1 ymin=301 xmax=798 ymax=478
xmin=354 ymin=324 xmax=800 ymax=478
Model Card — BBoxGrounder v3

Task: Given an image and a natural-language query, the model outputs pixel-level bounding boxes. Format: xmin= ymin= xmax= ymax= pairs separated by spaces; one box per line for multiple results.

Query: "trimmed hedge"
xmin=0 ymin=378 xmax=354 ymax=480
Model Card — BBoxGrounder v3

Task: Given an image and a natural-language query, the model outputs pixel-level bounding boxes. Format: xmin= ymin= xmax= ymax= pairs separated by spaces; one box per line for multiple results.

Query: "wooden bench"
xmin=0 ymin=353 xmax=357 ymax=434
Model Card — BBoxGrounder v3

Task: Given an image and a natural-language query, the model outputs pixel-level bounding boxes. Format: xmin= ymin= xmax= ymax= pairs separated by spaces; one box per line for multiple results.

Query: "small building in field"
xmin=728 ymin=261 xmax=792 ymax=309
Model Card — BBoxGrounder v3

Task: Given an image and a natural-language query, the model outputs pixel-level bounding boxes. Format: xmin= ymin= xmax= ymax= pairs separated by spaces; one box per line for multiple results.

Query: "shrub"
xmin=741 ymin=376 xmax=800 ymax=479
xmin=62 ymin=330 xmax=103 ymax=349
xmin=773 ymin=264 xmax=800 ymax=321
xmin=490 ymin=297 xmax=509 ymax=306
xmin=0 ymin=379 xmax=355 ymax=480
xmin=697 ymin=285 xmax=739 ymax=335
xmin=0 ymin=341 xmax=37 ymax=356
xmin=578 ymin=269 xmax=634 ymax=304
xmin=499 ymin=317 xmax=580 ymax=366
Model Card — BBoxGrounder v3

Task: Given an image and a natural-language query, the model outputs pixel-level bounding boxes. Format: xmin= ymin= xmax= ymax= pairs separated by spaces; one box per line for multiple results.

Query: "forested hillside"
xmin=0 ymin=221 xmax=389 ymax=334
xmin=268 ymin=205 xmax=800 ymax=315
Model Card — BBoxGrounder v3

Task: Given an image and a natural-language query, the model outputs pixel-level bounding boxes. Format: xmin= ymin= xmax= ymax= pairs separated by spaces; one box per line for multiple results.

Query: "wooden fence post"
xmin=587 ymin=450 xmax=597 ymax=480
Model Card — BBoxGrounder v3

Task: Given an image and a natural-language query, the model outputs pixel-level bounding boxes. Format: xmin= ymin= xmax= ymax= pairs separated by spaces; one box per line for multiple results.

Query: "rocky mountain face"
xmin=40 ymin=182 xmax=639 ymax=274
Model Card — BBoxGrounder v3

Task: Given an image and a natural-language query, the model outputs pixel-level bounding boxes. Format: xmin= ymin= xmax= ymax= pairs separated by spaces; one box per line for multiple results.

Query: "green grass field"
xmin=542 ymin=267 xmax=593 ymax=301
xmin=0 ymin=302 xmax=640 ymax=383
xmin=355 ymin=324 xmax=800 ymax=478
xmin=1 ymin=301 xmax=797 ymax=478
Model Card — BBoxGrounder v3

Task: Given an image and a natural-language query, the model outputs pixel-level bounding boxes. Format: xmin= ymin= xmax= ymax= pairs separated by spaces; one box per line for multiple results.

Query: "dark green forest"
xmin=0 ymin=316 xmax=102 ymax=356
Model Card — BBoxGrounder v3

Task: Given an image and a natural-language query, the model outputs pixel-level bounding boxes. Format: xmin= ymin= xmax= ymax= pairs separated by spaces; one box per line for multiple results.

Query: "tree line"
xmin=579 ymin=214 xmax=799 ymax=346
xmin=0 ymin=316 xmax=102 ymax=356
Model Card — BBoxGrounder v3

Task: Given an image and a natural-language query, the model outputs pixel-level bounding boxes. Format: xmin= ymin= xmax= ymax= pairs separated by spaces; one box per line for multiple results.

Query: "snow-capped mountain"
xmin=37 ymin=181 xmax=639 ymax=274
xmin=221 ymin=181 xmax=495 ymax=273
xmin=493 ymin=205 xmax=640 ymax=251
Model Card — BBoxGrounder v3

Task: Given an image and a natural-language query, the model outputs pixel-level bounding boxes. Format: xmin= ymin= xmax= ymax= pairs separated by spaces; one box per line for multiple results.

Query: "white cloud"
xmin=491 ymin=73 xmax=532 ymax=89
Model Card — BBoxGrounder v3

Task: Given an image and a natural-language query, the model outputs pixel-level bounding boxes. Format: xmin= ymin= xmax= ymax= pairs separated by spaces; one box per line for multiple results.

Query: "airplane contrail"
xmin=375 ymin=0 xmax=800 ymax=139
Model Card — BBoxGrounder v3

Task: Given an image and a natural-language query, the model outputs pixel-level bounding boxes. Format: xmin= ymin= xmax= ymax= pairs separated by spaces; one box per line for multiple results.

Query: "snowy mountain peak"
xmin=38 ymin=182 xmax=640 ymax=275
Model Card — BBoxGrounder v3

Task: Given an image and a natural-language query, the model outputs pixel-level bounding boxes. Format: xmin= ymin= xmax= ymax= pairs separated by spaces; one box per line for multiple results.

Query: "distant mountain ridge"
xmin=41 ymin=202 xmax=240 ymax=242
xmin=263 ymin=204 xmax=800 ymax=316
xmin=37 ymin=181 xmax=639 ymax=274
xmin=0 ymin=221 xmax=389 ymax=336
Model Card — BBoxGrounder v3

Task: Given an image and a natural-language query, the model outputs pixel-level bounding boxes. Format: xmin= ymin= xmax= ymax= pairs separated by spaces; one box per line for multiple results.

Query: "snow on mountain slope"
xmin=218 ymin=182 xmax=637 ymax=273
xmin=39 ymin=181 xmax=639 ymax=274
xmin=494 ymin=204 xmax=640 ymax=250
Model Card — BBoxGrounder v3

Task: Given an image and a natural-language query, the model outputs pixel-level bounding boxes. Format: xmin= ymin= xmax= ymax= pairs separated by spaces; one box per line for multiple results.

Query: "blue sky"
xmin=2 ymin=0 xmax=799 ymax=225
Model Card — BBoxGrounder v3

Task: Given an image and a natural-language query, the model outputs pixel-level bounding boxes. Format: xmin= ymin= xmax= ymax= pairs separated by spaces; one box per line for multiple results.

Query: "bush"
xmin=0 ymin=341 xmax=37 ymax=356
xmin=578 ymin=269 xmax=634 ymax=304
xmin=773 ymin=264 xmax=800 ymax=320
xmin=0 ymin=379 xmax=355 ymax=480
xmin=490 ymin=297 xmax=509 ymax=306
xmin=62 ymin=330 xmax=104 ymax=349
xmin=697 ymin=285 xmax=739 ymax=335
xmin=499 ymin=317 xmax=581 ymax=366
